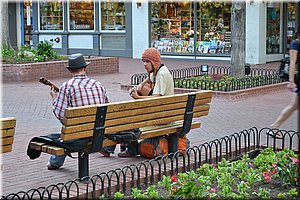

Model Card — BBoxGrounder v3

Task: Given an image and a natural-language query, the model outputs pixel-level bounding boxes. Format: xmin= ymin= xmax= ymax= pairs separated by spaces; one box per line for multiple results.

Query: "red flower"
xmin=171 ymin=186 xmax=177 ymax=194
xmin=171 ymin=175 xmax=177 ymax=182
xmin=172 ymin=188 xmax=177 ymax=194
xmin=211 ymin=187 xmax=217 ymax=193
xmin=290 ymin=157 xmax=300 ymax=164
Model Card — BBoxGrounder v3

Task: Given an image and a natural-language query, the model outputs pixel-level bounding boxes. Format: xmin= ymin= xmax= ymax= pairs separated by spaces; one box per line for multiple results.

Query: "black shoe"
xmin=118 ymin=152 xmax=137 ymax=158
xmin=47 ymin=163 xmax=61 ymax=170
xmin=266 ymin=130 xmax=283 ymax=139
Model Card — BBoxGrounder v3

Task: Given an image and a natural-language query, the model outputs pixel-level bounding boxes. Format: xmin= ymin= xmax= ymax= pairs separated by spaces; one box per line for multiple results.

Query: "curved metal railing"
xmin=2 ymin=127 xmax=299 ymax=199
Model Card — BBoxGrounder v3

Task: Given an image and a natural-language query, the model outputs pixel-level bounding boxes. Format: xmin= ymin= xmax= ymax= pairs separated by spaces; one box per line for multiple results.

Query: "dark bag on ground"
xmin=106 ymin=128 xmax=141 ymax=144
xmin=27 ymin=134 xmax=90 ymax=160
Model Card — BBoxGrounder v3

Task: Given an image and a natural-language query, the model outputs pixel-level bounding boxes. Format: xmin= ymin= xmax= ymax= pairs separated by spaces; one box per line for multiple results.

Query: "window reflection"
xmin=69 ymin=1 xmax=94 ymax=30
xmin=101 ymin=1 xmax=126 ymax=31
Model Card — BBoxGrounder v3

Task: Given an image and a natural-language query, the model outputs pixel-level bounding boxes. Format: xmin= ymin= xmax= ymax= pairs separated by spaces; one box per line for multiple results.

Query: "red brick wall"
xmin=2 ymin=57 xmax=119 ymax=82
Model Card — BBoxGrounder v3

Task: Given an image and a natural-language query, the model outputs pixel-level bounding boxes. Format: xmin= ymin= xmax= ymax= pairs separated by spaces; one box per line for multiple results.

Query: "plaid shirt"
xmin=53 ymin=75 xmax=110 ymax=124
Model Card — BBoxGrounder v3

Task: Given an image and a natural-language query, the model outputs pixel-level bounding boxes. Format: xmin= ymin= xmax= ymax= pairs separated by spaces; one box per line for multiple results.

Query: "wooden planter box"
xmin=2 ymin=57 xmax=119 ymax=83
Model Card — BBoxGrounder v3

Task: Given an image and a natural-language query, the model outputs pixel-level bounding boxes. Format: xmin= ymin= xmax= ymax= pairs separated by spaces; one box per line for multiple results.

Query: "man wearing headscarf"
xmin=130 ymin=47 xmax=174 ymax=99
xmin=119 ymin=48 xmax=175 ymax=157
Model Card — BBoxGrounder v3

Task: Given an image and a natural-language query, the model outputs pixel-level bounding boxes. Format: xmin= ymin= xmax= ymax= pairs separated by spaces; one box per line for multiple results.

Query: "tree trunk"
xmin=230 ymin=1 xmax=246 ymax=77
xmin=1 ymin=0 xmax=12 ymax=48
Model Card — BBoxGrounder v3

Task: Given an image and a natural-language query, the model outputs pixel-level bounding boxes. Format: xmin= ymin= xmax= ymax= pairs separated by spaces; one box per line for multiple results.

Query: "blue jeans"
xmin=48 ymin=145 xmax=116 ymax=167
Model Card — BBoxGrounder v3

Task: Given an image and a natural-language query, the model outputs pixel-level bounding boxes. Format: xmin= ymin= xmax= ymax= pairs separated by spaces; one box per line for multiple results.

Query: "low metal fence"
xmin=3 ymin=127 xmax=299 ymax=200
xmin=130 ymin=66 xmax=281 ymax=91
xmin=174 ymin=75 xmax=282 ymax=91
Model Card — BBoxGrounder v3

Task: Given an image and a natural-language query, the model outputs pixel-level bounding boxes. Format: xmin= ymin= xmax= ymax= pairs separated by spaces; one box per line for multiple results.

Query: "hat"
xmin=66 ymin=53 xmax=90 ymax=69
xmin=142 ymin=48 xmax=161 ymax=69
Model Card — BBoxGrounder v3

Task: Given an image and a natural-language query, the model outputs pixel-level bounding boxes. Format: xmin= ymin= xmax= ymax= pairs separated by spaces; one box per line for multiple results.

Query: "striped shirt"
xmin=53 ymin=74 xmax=110 ymax=124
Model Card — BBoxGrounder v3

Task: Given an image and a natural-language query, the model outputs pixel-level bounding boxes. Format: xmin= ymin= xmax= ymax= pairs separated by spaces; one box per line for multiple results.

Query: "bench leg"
xmin=78 ymin=152 xmax=89 ymax=179
xmin=168 ymin=133 xmax=179 ymax=154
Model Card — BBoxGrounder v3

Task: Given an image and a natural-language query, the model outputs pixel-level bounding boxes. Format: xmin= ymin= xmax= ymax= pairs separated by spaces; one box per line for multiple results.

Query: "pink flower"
xmin=171 ymin=175 xmax=177 ymax=182
xmin=263 ymin=171 xmax=272 ymax=181
xmin=272 ymin=163 xmax=278 ymax=168
xmin=211 ymin=187 xmax=217 ymax=193
xmin=290 ymin=157 xmax=300 ymax=164
xmin=211 ymin=164 xmax=218 ymax=170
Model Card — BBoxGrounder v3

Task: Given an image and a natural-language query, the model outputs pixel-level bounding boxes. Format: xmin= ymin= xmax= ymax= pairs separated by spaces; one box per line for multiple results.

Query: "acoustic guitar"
xmin=39 ymin=77 xmax=59 ymax=92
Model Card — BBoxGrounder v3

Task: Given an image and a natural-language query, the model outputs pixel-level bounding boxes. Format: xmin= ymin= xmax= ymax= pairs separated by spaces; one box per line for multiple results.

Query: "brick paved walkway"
xmin=1 ymin=58 xmax=298 ymax=196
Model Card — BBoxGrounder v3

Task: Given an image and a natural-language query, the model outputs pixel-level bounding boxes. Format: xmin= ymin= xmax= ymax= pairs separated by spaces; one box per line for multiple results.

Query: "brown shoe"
xmin=118 ymin=152 xmax=136 ymax=158
xmin=99 ymin=150 xmax=110 ymax=157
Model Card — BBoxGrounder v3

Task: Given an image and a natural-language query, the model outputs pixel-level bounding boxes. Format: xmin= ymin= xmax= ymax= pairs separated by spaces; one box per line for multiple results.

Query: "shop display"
xmin=24 ymin=0 xmax=32 ymax=44
xmin=101 ymin=1 xmax=125 ymax=31
xmin=266 ymin=5 xmax=280 ymax=54
xmin=150 ymin=2 xmax=231 ymax=54
xmin=69 ymin=1 xmax=94 ymax=30
xmin=286 ymin=3 xmax=296 ymax=51
xmin=40 ymin=1 xmax=63 ymax=30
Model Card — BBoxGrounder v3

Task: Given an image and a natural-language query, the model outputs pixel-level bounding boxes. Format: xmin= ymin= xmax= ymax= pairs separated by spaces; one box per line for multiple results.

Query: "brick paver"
xmin=1 ymin=58 xmax=298 ymax=196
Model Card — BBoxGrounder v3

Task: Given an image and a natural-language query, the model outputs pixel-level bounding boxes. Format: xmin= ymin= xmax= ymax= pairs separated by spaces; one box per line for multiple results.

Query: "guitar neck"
xmin=49 ymin=83 xmax=60 ymax=92
xmin=39 ymin=77 xmax=59 ymax=92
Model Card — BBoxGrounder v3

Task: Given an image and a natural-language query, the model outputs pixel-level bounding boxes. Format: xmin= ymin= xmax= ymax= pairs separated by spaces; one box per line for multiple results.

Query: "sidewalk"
xmin=1 ymin=57 xmax=298 ymax=196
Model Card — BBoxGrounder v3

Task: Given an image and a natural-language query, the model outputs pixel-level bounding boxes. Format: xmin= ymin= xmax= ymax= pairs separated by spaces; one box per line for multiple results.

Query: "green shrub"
xmin=1 ymin=41 xmax=67 ymax=64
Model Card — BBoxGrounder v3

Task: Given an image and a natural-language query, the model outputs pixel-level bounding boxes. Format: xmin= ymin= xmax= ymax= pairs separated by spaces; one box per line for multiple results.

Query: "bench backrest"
xmin=1 ymin=117 xmax=16 ymax=153
xmin=61 ymin=91 xmax=212 ymax=142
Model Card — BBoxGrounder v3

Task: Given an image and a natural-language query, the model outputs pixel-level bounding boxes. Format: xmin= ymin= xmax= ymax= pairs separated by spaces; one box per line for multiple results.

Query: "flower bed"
xmin=113 ymin=148 xmax=299 ymax=199
xmin=174 ymin=74 xmax=283 ymax=91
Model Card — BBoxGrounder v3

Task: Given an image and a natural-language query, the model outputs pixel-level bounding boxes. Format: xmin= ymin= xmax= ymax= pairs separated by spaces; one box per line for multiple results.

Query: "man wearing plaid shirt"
xmin=47 ymin=53 xmax=115 ymax=170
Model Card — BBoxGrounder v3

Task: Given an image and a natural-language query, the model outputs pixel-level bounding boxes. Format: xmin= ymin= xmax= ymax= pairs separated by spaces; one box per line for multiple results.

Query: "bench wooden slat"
xmin=2 ymin=137 xmax=14 ymax=145
xmin=2 ymin=145 xmax=12 ymax=153
xmin=1 ymin=128 xmax=15 ymax=138
xmin=64 ymin=98 xmax=211 ymax=125
xmin=61 ymin=110 xmax=209 ymax=140
xmin=65 ymin=91 xmax=212 ymax=118
xmin=62 ymin=104 xmax=209 ymax=135
xmin=30 ymin=121 xmax=201 ymax=156
xmin=1 ymin=117 xmax=16 ymax=129
xmin=139 ymin=121 xmax=201 ymax=139
xmin=30 ymin=142 xmax=65 ymax=156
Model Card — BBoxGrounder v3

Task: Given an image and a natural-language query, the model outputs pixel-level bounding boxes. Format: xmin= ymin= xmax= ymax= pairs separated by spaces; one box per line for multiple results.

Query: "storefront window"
xmin=286 ymin=3 xmax=296 ymax=51
xmin=39 ymin=0 xmax=63 ymax=30
xmin=266 ymin=3 xmax=280 ymax=54
xmin=24 ymin=0 xmax=33 ymax=44
xmin=100 ymin=1 xmax=126 ymax=31
xmin=150 ymin=1 xmax=231 ymax=55
xmin=69 ymin=1 xmax=94 ymax=30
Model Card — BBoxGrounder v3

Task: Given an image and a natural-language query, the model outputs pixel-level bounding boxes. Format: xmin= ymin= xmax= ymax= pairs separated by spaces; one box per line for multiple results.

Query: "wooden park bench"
xmin=1 ymin=117 xmax=16 ymax=153
xmin=29 ymin=90 xmax=212 ymax=178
